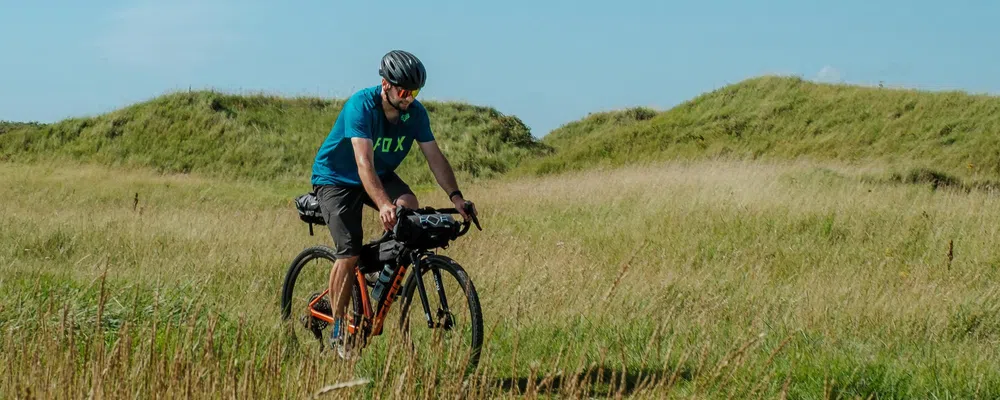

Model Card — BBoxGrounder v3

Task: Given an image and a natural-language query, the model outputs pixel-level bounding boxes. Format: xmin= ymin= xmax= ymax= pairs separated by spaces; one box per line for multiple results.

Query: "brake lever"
xmin=463 ymin=201 xmax=482 ymax=231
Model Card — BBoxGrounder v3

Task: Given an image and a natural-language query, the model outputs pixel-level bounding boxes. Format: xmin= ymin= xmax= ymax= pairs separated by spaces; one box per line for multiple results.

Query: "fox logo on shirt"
xmin=374 ymin=136 xmax=406 ymax=153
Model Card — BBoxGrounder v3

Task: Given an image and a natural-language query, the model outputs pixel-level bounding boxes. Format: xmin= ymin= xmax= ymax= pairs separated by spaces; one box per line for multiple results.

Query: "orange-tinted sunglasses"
xmin=397 ymin=87 xmax=420 ymax=99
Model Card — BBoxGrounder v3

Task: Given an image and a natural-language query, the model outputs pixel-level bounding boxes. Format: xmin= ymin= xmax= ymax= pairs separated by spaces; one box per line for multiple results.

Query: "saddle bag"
xmin=294 ymin=191 xmax=326 ymax=235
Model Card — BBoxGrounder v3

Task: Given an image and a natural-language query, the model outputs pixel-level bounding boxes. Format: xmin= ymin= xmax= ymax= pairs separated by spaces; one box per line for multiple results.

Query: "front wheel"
xmin=397 ymin=254 xmax=484 ymax=375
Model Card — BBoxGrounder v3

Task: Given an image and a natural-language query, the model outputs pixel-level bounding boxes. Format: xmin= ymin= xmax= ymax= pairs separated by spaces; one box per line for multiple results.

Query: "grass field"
xmin=2 ymin=158 xmax=998 ymax=398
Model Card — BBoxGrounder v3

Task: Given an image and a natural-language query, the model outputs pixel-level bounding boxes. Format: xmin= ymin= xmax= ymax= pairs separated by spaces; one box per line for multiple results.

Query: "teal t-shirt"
xmin=311 ymin=85 xmax=435 ymax=186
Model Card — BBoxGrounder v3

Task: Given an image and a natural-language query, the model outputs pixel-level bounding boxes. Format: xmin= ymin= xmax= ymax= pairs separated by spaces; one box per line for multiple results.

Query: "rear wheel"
xmin=397 ymin=254 xmax=484 ymax=375
xmin=281 ymin=245 xmax=366 ymax=351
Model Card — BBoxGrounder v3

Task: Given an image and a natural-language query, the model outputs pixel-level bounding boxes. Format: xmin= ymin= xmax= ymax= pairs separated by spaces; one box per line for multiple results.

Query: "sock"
xmin=331 ymin=317 xmax=343 ymax=340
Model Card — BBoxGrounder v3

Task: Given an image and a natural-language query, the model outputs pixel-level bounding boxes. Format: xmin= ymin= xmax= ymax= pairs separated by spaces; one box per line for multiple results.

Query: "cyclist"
xmin=310 ymin=49 xmax=476 ymax=359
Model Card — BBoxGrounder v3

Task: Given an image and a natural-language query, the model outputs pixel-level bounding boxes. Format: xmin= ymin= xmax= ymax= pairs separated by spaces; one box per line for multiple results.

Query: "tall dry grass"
xmin=2 ymin=158 xmax=998 ymax=398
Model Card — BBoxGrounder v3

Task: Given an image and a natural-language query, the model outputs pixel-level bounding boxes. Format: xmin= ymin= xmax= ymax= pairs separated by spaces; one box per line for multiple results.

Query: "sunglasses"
xmin=397 ymin=87 xmax=420 ymax=99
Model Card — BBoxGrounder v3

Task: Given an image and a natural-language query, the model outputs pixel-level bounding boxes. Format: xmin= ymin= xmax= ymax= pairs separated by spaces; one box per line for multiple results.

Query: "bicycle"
xmin=281 ymin=191 xmax=485 ymax=373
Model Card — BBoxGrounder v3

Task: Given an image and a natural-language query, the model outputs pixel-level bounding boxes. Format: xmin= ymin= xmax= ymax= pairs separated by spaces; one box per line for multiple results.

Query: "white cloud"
xmin=816 ymin=65 xmax=841 ymax=82
xmin=95 ymin=0 xmax=239 ymax=71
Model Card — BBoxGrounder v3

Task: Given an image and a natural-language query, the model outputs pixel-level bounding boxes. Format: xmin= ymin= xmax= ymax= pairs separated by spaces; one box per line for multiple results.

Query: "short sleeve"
xmin=414 ymin=106 xmax=435 ymax=143
xmin=343 ymin=96 xmax=372 ymax=140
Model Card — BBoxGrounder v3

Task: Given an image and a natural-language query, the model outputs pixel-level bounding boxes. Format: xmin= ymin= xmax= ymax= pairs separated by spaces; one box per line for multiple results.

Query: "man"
xmin=310 ymin=49 xmax=476 ymax=358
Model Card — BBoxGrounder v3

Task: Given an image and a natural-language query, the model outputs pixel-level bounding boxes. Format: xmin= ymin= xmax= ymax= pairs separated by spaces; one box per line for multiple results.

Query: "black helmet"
xmin=379 ymin=50 xmax=426 ymax=90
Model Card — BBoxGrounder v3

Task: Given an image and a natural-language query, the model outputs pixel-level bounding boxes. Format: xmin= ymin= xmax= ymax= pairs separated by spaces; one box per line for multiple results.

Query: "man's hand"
xmin=379 ymin=202 xmax=397 ymax=232
xmin=452 ymin=194 xmax=476 ymax=221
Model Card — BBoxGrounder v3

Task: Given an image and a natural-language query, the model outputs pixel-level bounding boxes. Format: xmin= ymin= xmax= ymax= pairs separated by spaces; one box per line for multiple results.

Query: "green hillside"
xmin=536 ymin=106 xmax=659 ymax=151
xmin=0 ymin=91 xmax=552 ymax=185
xmin=518 ymin=76 xmax=1000 ymax=182
xmin=8 ymin=76 xmax=1000 ymax=188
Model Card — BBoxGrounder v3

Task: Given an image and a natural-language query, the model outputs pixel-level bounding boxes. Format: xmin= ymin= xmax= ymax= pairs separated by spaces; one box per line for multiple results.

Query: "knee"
xmin=395 ymin=194 xmax=419 ymax=209
xmin=335 ymin=256 xmax=359 ymax=270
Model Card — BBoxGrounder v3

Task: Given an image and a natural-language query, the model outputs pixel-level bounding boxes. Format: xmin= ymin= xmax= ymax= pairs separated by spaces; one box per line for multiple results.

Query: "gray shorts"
xmin=313 ymin=172 xmax=415 ymax=259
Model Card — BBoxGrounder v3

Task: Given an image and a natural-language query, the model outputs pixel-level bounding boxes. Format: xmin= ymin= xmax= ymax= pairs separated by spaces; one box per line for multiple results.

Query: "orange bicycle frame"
xmin=306 ymin=263 xmax=410 ymax=339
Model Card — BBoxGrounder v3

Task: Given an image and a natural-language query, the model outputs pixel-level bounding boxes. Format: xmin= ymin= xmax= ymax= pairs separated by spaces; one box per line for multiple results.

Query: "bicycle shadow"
xmin=494 ymin=364 xmax=694 ymax=397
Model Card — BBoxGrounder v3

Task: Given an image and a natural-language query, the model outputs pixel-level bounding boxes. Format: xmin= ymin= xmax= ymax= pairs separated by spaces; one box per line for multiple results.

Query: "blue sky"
xmin=1 ymin=0 xmax=997 ymax=137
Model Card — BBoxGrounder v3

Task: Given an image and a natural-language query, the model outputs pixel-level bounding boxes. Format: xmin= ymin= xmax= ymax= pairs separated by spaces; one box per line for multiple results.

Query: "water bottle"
xmin=371 ymin=263 xmax=397 ymax=310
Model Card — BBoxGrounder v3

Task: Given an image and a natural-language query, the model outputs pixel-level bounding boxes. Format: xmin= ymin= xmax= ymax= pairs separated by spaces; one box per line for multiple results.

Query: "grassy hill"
xmin=10 ymin=76 xmax=1000 ymax=190
xmin=517 ymin=76 xmax=1000 ymax=185
xmin=0 ymin=90 xmax=552 ymax=185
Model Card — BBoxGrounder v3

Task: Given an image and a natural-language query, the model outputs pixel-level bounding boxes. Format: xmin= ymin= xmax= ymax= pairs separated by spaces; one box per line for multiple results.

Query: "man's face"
xmin=384 ymin=81 xmax=419 ymax=110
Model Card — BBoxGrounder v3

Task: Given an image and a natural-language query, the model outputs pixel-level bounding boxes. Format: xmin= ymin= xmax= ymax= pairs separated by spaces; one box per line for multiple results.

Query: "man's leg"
xmin=395 ymin=193 xmax=418 ymax=209
xmin=329 ymin=257 xmax=357 ymax=321
xmin=381 ymin=172 xmax=419 ymax=209
xmin=314 ymin=185 xmax=366 ymax=356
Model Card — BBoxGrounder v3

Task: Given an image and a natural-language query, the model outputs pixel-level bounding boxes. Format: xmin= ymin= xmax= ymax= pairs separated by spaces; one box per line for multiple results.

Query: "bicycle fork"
xmin=413 ymin=259 xmax=455 ymax=331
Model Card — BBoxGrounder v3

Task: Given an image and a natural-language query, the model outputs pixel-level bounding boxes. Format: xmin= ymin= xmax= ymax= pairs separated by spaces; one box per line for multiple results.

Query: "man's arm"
xmin=418 ymin=140 xmax=478 ymax=221
xmin=418 ymin=140 xmax=461 ymax=200
xmin=352 ymin=137 xmax=395 ymax=229
xmin=414 ymin=112 xmax=476 ymax=219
